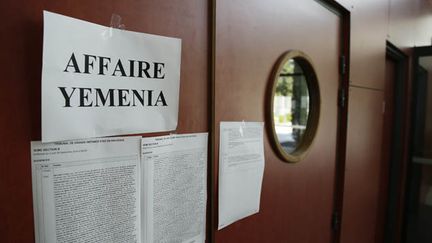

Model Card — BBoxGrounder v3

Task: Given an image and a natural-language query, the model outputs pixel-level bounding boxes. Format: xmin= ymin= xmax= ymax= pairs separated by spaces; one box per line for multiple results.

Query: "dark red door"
xmin=213 ymin=1 xmax=344 ymax=242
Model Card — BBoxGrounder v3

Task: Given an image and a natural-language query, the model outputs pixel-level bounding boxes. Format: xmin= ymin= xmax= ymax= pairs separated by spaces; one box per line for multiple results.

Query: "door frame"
xmin=315 ymin=1 xmax=351 ymax=243
xmin=381 ymin=41 xmax=408 ymax=243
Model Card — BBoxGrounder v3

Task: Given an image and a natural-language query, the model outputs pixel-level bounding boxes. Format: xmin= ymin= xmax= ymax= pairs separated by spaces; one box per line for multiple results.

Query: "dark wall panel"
xmin=341 ymin=87 xmax=384 ymax=243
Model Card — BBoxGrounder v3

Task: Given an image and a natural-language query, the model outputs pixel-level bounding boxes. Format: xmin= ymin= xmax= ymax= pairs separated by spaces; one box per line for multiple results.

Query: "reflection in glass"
xmin=273 ymin=59 xmax=310 ymax=153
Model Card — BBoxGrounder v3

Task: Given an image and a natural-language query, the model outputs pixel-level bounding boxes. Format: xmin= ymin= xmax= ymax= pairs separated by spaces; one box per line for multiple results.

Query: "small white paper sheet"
xmin=42 ymin=11 xmax=181 ymax=142
xmin=218 ymin=122 xmax=265 ymax=229
xmin=141 ymin=133 xmax=208 ymax=243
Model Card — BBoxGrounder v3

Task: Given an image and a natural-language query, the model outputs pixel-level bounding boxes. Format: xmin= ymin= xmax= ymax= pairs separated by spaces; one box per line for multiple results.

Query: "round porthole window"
xmin=268 ymin=50 xmax=320 ymax=163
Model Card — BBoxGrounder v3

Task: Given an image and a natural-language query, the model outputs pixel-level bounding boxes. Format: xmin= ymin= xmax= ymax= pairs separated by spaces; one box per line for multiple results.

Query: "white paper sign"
xmin=218 ymin=122 xmax=265 ymax=229
xmin=42 ymin=11 xmax=181 ymax=142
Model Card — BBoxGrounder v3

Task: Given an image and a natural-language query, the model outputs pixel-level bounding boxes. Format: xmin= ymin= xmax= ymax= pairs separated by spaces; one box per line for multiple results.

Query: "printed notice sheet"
xmin=31 ymin=136 xmax=141 ymax=243
xmin=218 ymin=122 xmax=265 ymax=229
xmin=141 ymin=133 xmax=208 ymax=243
xmin=42 ymin=11 xmax=181 ymax=142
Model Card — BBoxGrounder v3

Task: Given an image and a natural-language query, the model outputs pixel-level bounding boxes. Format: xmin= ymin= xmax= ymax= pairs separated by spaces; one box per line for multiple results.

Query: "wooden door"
xmin=213 ymin=1 xmax=345 ymax=242
xmin=0 ymin=1 xmax=209 ymax=242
